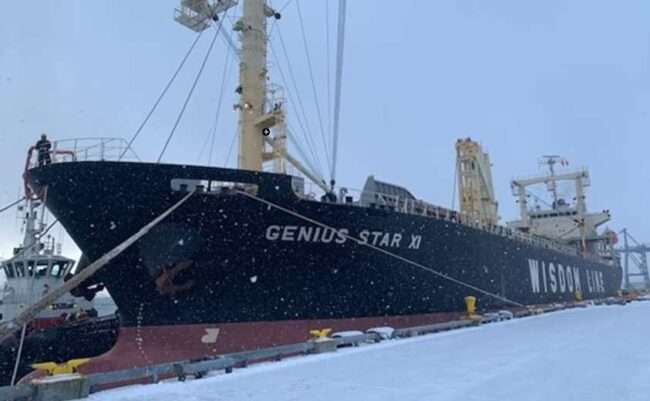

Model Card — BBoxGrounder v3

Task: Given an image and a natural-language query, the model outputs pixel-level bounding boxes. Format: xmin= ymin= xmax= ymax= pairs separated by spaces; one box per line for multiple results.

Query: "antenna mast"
xmin=21 ymin=199 xmax=43 ymax=257
xmin=540 ymin=155 xmax=562 ymax=207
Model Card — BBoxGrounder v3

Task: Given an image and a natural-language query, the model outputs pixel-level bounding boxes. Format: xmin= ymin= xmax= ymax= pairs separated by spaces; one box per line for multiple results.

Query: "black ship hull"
xmin=26 ymin=161 xmax=622 ymax=373
xmin=0 ymin=316 xmax=118 ymax=385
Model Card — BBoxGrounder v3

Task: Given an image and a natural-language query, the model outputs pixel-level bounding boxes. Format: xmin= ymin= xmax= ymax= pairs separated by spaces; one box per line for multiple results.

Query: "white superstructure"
xmin=0 ymin=199 xmax=93 ymax=323
xmin=508 ymin=156 xmax=612 ymax=256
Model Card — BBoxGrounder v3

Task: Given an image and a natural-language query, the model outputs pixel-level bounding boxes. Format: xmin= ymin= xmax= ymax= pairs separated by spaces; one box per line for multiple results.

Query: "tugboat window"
xmin=36 ymin=261 xmax=49 ymax=277
xmin=63 ymin=261 xmax=74 ymax=276
xmin=14 ymin=262 xmax=25 ymax=277
xmin=27 ymin=260 xmax=36 ymax=276
xmin=3 ymin=263 xmax=14 ymax=279
xmin=50 ymin=262 xmax=63 ymax=277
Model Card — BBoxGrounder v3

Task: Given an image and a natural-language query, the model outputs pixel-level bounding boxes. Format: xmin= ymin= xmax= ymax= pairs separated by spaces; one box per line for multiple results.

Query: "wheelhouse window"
xmin=14 ymin=262 xmax=25 ymax=277
xmin=2 ymin=263 xmax=15 ymax=279
xmin=50 ymin=261 xmax=68 ymax=278
xmin=27 ymin=260 xmax=36 ymax=276
xmin=36 ymin=261 xmax=49 ymax=277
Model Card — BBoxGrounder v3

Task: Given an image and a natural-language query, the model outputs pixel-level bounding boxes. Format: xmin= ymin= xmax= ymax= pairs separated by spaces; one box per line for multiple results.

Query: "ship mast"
xmin=20 ymin=199 xmax=45 ymax=257
xmin=235 ymin=0 xmax=332 ymax=191
xmin=541 ymin=155 xmax=561 ymax=208
xmin=236 ymin=0 xmax=269 ymax=171
xmin=175 ymin=0 xmax=273 ymax=171
xmin=175 ymin=0 xmax=331 ymax=192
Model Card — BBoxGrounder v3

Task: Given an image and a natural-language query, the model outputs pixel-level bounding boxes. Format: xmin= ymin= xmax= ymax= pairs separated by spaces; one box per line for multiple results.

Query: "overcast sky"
xmin=1 ymin=1 xmax=650 ymax=282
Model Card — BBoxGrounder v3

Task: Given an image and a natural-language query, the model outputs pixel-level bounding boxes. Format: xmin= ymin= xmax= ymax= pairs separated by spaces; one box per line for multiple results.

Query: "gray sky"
xmin=1 ymin=0 xmax=649 ymax=272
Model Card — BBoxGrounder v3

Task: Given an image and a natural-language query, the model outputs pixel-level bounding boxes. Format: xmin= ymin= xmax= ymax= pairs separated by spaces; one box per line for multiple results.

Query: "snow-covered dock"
xmin=88 ymin=302 xmax=650 ymax=401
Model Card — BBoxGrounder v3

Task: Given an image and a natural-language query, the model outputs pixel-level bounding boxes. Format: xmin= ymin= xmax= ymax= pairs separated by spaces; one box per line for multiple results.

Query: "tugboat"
xmin=20 ymin=0 xmax=620 ymax=385
xmin=0 ymin=199 xmax=118 ymax=385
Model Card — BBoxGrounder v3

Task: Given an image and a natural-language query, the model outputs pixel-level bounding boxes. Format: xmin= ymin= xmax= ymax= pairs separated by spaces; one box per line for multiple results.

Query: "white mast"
xmin=541 ymin=155 xmax=561 ymax=207
xmin=21 ymin=200 xmax=43 ymax=257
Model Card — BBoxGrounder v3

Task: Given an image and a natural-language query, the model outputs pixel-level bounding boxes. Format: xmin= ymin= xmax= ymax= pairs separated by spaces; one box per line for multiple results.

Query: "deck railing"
xmin=28 ymin=137 xmax=139 ymax=169
xmin=354 ymin=190 xmax=608 ymax=262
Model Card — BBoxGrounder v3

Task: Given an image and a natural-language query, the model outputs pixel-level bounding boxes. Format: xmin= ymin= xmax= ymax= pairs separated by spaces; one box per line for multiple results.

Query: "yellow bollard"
xmin=574 ymin=289 xmax=583 ymax=301
xmin=32 ymin=358 xmax=90 ymax=376
xmin=464 ymin=296 xmax=481 ymax=321
xmin=309 ymin=328 xmax=332 ymax=340
xmin=464 ymin=296 xmax=476 ymax=314
xmin=309 ymin=328 xmax=337 ymax=353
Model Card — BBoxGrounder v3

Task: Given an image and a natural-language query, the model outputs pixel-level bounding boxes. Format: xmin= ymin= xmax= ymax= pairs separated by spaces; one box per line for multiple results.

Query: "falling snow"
xmin=89 ymin=303 xmax=650 ymax=401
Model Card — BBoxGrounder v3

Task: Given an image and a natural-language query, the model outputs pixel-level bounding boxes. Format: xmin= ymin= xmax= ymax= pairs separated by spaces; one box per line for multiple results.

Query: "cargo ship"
xmin=23 ymin=0 xmax=620 ymax=377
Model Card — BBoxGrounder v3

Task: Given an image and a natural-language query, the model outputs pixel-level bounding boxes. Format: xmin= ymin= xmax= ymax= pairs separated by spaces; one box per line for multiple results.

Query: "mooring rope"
xmin=9 ymin=324 xmax=26 ymax=386
xmin=0 ymin=190 xmax=196 ymax=342
xmin=0 ymin=197 xmax=25 ymax=214
xmin=236 ymin=190 xmax=525 ymax=308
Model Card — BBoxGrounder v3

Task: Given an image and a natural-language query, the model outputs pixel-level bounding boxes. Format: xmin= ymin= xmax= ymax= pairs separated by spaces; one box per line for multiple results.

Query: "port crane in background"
xmin=616 ymin=229 xmax=650 ymax=290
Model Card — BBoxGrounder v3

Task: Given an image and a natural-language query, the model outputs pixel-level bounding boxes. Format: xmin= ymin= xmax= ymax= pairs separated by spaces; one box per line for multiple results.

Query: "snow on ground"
xmin=90 ymin=302 xmax=650 ymax=401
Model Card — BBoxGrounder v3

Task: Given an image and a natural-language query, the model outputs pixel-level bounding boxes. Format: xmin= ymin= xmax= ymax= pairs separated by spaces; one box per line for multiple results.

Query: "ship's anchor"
xmin=154 ymin=260 xmax=195 ymax=296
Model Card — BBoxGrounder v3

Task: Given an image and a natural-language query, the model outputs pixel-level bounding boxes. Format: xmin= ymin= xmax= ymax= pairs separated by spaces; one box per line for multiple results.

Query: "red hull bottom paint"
xmin=29 ymin=317 xmax=66 ymax=331
xmin=23 ymin=312 xmax=462 ymax=385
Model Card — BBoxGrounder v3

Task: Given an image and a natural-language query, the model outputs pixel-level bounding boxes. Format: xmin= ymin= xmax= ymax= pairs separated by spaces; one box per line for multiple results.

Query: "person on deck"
xmin=36 ymin=133 xmax=52 ymax=167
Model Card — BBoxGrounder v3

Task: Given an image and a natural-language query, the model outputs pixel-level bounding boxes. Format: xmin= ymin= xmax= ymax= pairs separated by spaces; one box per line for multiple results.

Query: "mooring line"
xmin=0 ymin=190 xmax=196 ymax=342
xmin=0 ymin=197 xmax=25 ymax=214
xmin=9 ymin=324 xmax=27 ymax=386
xmin=236 ymin=190 xmax=525 ymax=308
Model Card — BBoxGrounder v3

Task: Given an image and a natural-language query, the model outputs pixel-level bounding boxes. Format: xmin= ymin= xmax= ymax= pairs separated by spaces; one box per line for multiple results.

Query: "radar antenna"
xmin=539 ymin=155 xmax=567 ymax=208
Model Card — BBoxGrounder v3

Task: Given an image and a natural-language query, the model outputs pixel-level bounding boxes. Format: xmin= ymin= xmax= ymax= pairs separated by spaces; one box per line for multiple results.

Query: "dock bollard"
xmin=31 ymin=374 xmax=90 ymax=401
xmin=574 ymin=289 xmax=583 ymax=301
xmin=29 ymin=358 xmax=91 ymax=401
xmin=464 ymin=296 xmax=482 ymax=323
xmin=309 ymin=329 xmax=337 ymax=354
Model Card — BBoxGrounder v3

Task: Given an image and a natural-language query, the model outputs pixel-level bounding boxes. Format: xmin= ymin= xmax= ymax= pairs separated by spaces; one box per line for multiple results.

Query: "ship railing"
xmin=510 ymin=167 xmax=589 ymax=185
xmin=28 ymin=137 xmax=140 ymax=168
xmin=350 ymin=190 xmax=606 ymax=260
xmin=357 ymin=191 xmax=586 ymax=258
